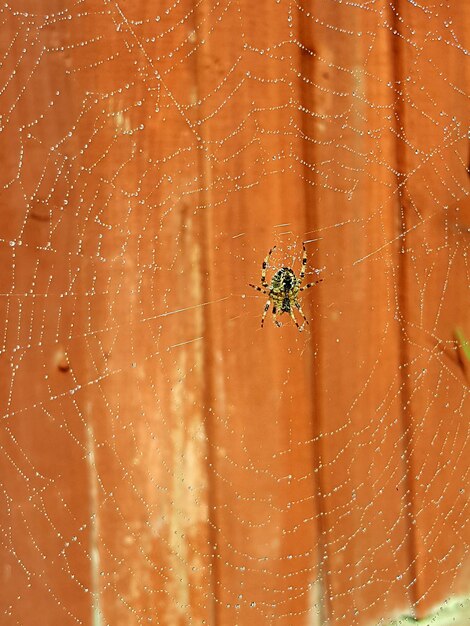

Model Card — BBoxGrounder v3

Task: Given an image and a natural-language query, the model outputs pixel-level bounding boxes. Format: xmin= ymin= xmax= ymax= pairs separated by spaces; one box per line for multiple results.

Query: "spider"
xmin=249 ymin=244 xmax=323 ymax=330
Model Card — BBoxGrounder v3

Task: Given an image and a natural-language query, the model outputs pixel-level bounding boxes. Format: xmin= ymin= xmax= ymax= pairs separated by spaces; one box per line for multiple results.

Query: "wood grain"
xmin=0 ymin=1 xmax=468 ymax=625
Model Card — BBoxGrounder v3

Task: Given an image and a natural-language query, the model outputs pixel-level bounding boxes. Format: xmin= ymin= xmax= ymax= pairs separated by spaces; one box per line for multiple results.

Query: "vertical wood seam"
xmin=390 ymin=1 xmax=422 ymax=613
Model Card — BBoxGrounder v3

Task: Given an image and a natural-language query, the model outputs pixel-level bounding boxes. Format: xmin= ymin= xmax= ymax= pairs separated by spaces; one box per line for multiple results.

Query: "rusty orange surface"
xmin=0 ymin=2 xmax=468 ymax=626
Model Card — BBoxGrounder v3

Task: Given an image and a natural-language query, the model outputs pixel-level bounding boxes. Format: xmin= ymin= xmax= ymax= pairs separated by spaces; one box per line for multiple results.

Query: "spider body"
xmin=249 ymin=245 xmax=323 ymax=330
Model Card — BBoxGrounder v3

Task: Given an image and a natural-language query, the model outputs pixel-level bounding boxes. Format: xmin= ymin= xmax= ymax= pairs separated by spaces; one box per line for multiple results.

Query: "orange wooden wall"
xmin=0 ymin=1 xmax=469 ymax=625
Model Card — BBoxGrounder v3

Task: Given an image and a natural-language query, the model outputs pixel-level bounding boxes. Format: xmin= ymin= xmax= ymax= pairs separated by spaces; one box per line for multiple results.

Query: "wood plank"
xmin=298 ymin=2 xmax=414 ymax=623
xmin=194 ymin=1 xmax=322 ymax=623
xmin=0 ymin=33 xmax=92 ymax=626
xmin=0 ymin=7 xmax=94 ymax=626
xmin=68 ymin=1 xmax=214 ymax=623
xmin=394 ymin=0 xmax=470 ymax=617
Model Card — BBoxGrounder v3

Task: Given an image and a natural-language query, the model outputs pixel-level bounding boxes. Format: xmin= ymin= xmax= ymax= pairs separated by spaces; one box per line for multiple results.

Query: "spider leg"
xmin=261 ymin=246 xmax=276 ymax=288
xmin=295 ymin=301 xmax=309 ymax=327
xmin=260 ymin=299 xmax=271 ymax=328
xmin=299 ymin=243 xmax=308 ymax=282
xmin=249 ymin=283 xmax=268 ymax=295
xmin=272 ymin=305 xmax=282 ymax=327
xmin=299 ymin=278 xmax=323 ymax=291
xmin=289 ymin=308 xmax=302 ymax=330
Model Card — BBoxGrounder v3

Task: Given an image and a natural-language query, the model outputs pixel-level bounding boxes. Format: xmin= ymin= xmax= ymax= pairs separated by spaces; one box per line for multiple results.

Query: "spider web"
xmin=0 ymin=1 xmax=469 ymax=625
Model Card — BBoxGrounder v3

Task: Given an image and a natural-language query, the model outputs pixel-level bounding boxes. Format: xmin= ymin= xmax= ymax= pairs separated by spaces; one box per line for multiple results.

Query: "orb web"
xmin=0 ymin=1 xmax=468 ymax=625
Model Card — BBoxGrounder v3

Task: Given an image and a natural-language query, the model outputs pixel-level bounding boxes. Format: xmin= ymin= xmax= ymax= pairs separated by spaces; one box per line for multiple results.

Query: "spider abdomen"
xmin=281 ymin=297 xmax=291 ymax=313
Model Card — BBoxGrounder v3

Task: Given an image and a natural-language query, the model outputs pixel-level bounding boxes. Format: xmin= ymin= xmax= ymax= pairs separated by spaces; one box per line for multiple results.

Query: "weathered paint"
xmin=0 ymin=1 xmax=468 ymax=626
